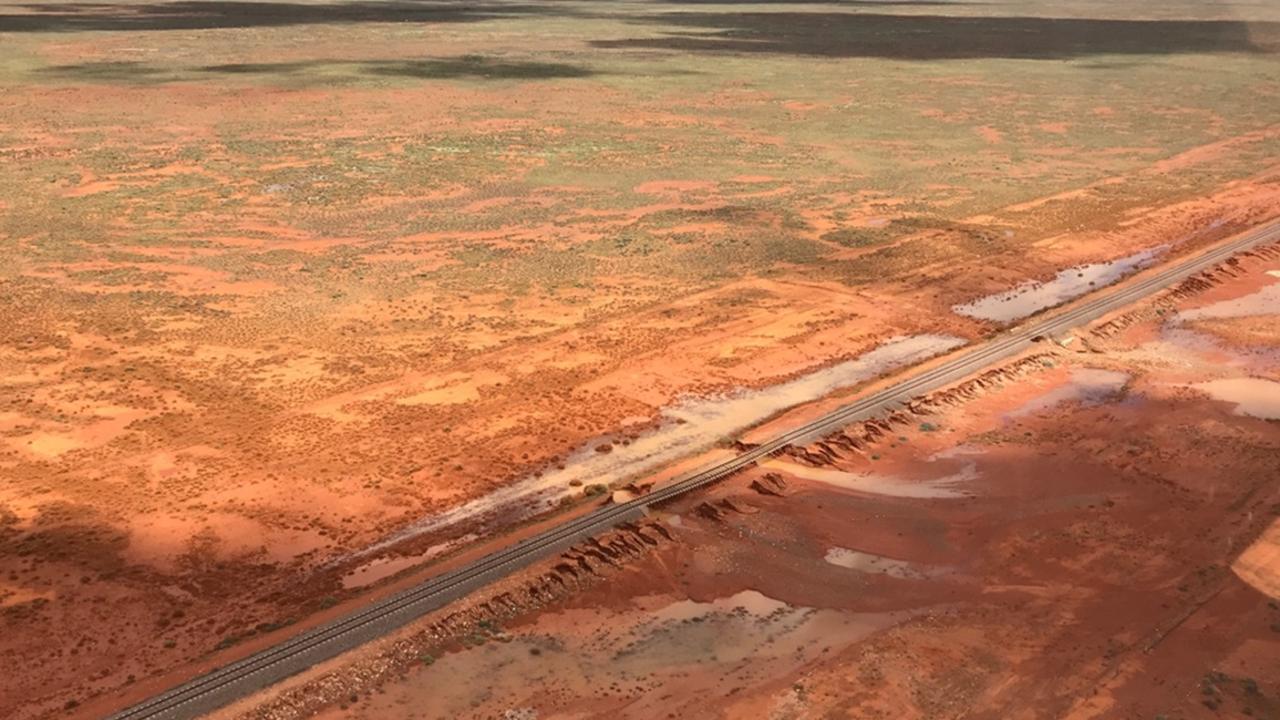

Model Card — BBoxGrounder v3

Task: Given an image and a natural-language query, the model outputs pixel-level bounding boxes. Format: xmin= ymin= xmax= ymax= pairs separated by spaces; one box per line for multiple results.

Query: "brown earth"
xmin=3 ymin=0 xmax=1280 ymax=716
xmin=213 ymin=247 xmax=1280 ymax=720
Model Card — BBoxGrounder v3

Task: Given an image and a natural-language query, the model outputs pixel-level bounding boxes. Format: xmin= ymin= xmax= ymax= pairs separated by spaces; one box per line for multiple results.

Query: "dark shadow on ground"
xmin=39 ymin=55 xmax=597 ymax=82
xmin=35 ymin=60 xmax=170 ymax=81
xmin=214 ymin=55 xmax=597 ymax=79
xmin=592 ymin=12 xmax=1279 ymax=60
xmin=658 ymin=0 xmax=964 ymax=4
xmin=0 ymin=0 xmax=576 ymax=32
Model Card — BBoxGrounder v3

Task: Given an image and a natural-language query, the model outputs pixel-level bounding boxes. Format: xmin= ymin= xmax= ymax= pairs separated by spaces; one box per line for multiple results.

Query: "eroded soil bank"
xmin=217 ymin=247 xmax=1280 ymax=720
xmin=4 ymin=0 xmax=1280 ymax=716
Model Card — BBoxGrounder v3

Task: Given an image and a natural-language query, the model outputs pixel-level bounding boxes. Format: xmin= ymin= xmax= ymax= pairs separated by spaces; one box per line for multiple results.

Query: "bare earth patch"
xmin=1 ymin=0 xmax=1279 ymax=716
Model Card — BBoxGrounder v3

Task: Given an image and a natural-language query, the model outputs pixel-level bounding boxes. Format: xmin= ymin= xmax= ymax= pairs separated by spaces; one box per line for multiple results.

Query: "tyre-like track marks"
xmin=108 ymin=221 xmax=1280 ymax=720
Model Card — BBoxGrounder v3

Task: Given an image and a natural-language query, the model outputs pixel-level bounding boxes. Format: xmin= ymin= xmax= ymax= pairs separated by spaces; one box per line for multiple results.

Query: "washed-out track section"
xmin=109 ymin=220 xmax=1280 ymax=720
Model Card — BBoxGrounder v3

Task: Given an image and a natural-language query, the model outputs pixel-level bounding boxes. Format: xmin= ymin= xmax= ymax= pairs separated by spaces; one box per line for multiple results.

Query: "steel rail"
xmin=107 ymin=221 xmax=1280 ymax=720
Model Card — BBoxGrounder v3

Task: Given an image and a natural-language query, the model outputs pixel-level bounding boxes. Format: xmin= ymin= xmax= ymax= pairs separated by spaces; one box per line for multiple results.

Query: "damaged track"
xmin=108 ymin=220 xmax=1280 ymax=720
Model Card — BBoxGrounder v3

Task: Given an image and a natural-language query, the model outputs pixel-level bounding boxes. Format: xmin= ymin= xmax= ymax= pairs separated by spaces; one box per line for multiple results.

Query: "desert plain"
xmin=222 ymin=239 xmax=1280 ymax=720
xmin=2 ymin=0 xmax=1280 ymax=717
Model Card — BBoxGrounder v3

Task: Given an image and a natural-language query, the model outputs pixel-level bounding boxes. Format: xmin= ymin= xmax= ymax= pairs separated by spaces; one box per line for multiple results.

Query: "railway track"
xmin=108 ymin=220 xmax=1280 ymax=720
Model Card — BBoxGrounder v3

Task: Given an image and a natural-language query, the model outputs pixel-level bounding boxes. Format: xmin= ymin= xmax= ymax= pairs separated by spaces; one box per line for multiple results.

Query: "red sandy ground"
xmin=3 ymin=3 xmax=1280 ymax=715
xmin=6 ymin=166 xmax=1279 ymax=720
xmin=213 ymin=249 xmax=1280 ymax=720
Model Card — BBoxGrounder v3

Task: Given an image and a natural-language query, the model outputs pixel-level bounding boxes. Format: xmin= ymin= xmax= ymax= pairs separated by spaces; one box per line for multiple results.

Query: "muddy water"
xmin=342 ymin=593 xmax=905 ymax=720
xmin=954 ymin=246 xmax=1165 ymax=323
xmin=1142 ymin=324 xmax=1280 ymax=373
xmin=650 ymin=589 xmax=789 ymax=622
xmin=1192 ymin=377 xmax=1280 ymax=419
xmin=1176 ymin=280 xmax=1280 ymax=322
xmin=537 ymin=334 xmax=964 ymax=489
xmin=342 ymin=555 xmax=426 ymax=590
xmin=342 ymin=534 xmax=475 ymax=589
xmin=349 ymin=334 xmax=964 ymax=559
xmin=823 ymin=548 xmax=942 ymax=580
xmin=1005 ymin=368 xmax=1130 ymax=419
xmin=764 ymin=459 xmax=977 ymax=499
xmin=623 ymin=591 xmax=903 ymax=674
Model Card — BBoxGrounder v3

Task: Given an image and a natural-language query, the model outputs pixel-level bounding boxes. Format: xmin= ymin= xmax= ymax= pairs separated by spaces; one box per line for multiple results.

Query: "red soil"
xmin=219 ymin=253 xmax=1280 ymax=720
